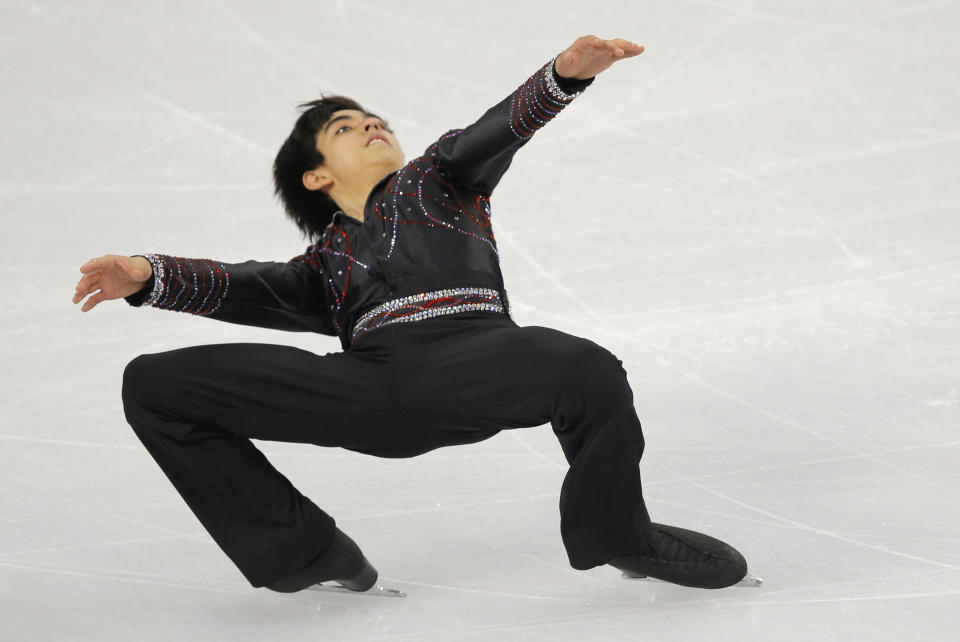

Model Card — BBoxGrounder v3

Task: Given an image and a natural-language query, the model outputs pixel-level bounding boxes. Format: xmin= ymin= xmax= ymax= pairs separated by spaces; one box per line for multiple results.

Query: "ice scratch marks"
xmin=681 ymin=0 xmax=833 ymax=29
xmin=751 ymin=568 xmax=959 ymax=599
xmin=210 ymin=0 xmax=434 ymax=140
xmin=0 ymin=433 xmax=139 ymax=451
xmin=550 ymin=7 xmax=748 ymax=158
xmin=683 ymin=0 xmax=948 ymax=40
xmin=212 ymin=0 xmax=327 ymax=90
xmin=344 ymin=493 xmax=559 ymax=522
xmin=645 ymin=9 xmax=747 ymax=92
xmin=108 ymin=515 xmax=211 ymax=543
xmin=657 ymin=461 xmax=960 ymax=571
xmin=637 ymin=131 xmax=863 ymax=266
xmin=616 ymin=7 xmax=748 ymax=133
xmin=508 ymin=431 xmax=566 ymax=471
xmin=494 ymin=218 xmax=943 ymax=486
xmin=566 ymin=254 xmax=959 ymax=329
xmin=458 ymin=530 xmax=613 ymax=589
xmin=0 ymin=559 xmax=249 ymax=595
xmin=540 ymin=91 xmax=807 ymax=147
xmin=0 ymin=325 xmax=197 ymax=412
xmin=141 ymin=92 xmax=272 ymax=156
xmin=739 ymin=589 xmax=960 ymax=605
xmin=0 ymin=182 xmax=264 ymax=196
xmin=60 ymin=138 xmax=176 ymax=192
xmin=646 ymin=439 xmax=960 ymax=487
xmin=731 ymin=131 xmax=960 ymax=180
xmin=645 ymin=364 xmax=940 ymax=486
xmin=0 ymin=534 xmax=186 ymax=558
xmin=376 ymin=578 xmax=630 ymax=605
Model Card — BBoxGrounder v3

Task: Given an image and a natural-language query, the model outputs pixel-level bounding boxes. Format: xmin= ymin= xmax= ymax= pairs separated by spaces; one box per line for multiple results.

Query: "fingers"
xmin=76 ymin=271 xmax=99 ymax=288
xmin=613 ymin=38 xmax=644 ymax=57
xmin=80 ymin=291 xmax=105 ymax=313
xmin=75 ymin=255 xmax=116 ymax=311
xmin=73 ymin=282 xmax=100 ymax=304
xmin=600 ymin=38 xmax=635 ymax=58
xmin=573 ymin=35 xmax=607 ymax=54
xmin=576 ymin=35 xmax=643 ymax=58
xmin=73 ymin=273 xmax=99 ymax=303
xmin=79 ymin=256 xmax=105 ymax=274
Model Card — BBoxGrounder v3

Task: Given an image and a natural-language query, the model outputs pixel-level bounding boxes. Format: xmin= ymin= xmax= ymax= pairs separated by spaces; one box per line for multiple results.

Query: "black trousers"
xmin=121 ymin=312 xmax=651 ymax=587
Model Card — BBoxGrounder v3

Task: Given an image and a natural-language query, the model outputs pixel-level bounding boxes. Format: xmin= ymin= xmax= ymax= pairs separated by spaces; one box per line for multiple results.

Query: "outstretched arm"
xmin=436 ymin=35 xmax=643 ymax=194
xmin=73 ymin=244 xmax=337 ymax=335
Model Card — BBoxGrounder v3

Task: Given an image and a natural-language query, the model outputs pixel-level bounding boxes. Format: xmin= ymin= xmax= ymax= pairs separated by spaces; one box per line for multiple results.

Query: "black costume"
xmin=120 ymin=56 xmax=654 ymax=588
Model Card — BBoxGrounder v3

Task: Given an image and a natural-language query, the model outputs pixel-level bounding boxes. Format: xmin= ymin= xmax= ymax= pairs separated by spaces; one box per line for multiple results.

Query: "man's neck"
xmin=330 ymin=169 xmax=394 ymax=223
xmin=331 ymin=189 xmax=367 ymax=222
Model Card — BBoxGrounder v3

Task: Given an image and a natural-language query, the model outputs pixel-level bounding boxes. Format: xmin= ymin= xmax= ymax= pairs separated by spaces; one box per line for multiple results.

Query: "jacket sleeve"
xmin=123 ymin=243 xmax=336 ymax=335
xmin=435 ymin=54 xmax=595 ymax=194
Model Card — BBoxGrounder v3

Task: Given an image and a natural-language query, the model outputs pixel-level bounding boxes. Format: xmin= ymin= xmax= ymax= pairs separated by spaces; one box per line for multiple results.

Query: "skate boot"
xmin=265 ymin=527 xmax=378 ymax=593
xmin=608 ymin=523 xmax=748 ymax=589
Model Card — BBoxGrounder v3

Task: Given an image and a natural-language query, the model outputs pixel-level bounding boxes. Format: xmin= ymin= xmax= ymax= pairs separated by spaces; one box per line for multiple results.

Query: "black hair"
xmin=272 ymin=95 xmax=375 ymax=242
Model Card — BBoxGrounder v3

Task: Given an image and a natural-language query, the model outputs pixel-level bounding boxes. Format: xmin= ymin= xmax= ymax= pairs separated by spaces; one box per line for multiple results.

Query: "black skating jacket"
xmin=124 ymin=56 xmax=594 ymax=349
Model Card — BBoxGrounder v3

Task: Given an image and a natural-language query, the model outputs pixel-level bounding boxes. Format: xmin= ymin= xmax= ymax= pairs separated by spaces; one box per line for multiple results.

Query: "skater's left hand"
xmin=554 ymin=35 xmax=644 ymax=80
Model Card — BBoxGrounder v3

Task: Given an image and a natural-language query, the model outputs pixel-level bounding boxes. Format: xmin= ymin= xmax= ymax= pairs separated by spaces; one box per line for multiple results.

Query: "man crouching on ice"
xmin=73 ymin=35 xmax=757 ymax=595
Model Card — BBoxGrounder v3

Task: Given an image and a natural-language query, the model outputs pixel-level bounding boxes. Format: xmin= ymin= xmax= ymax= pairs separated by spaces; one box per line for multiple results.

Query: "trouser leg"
xmin=386 ymin=315 xmax=652 ymax=570
xmin=548 ymin=338 xmax=651 ymax=569
xmin=121 ymin=317 xmax=652 ymax=584
xmin=120 ymin=341 xmax=414 ymax=587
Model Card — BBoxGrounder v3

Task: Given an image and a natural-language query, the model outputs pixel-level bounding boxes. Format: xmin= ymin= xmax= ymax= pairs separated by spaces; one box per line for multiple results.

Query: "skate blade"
xmin=737 ymin=572 xmax=763 ymax=587
xmin=621 ymin=571 xmax=764 ymax=587
xmin=308 ymin=582 xmax=407 ymax=598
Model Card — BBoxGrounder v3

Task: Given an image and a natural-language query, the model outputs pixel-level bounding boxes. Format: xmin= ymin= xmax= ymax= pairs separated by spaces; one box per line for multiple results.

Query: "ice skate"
xmin=621 ymin=569 xmax=764 ymax=587
xmin=609 ymin=523 xmax=755 ymax=589
xmin=265 ymin=528 xmax=404 ymax=597
xmin=308 ymin=583 xmax=407 ymax=598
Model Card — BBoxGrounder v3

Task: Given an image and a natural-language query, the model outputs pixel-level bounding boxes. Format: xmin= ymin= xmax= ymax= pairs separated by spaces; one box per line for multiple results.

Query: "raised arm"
xmin=435 ymin=35 xmax=643 ymax=194
xmin=74 ymin=244 xmax=337 ymax=335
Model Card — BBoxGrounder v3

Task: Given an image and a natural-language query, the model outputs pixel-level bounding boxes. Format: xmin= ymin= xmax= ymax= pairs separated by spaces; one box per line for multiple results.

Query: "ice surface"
xmin=2 ymin=1 xmax=958 ymax=640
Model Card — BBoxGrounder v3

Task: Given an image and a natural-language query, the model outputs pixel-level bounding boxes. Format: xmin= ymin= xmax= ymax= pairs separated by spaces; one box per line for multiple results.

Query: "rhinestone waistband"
xmin=351 ymin=287 xmax=506 ymax=343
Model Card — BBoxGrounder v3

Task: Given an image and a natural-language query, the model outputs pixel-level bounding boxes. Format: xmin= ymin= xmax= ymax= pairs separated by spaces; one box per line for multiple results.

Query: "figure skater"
xmin=73 ymin=35 xmax=755 ymax=595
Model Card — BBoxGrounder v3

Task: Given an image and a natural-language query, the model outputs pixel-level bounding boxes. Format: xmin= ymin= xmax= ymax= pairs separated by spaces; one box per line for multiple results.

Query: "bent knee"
xmin=121 ymin=352 xmax=167 ymax=409
xmin=559 ymin=340 xmax=631 ymax=401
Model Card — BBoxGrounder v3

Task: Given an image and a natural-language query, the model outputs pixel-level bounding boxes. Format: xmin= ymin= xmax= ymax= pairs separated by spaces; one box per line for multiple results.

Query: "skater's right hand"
xmin=73 ymin=255 xmax=153 ymax=312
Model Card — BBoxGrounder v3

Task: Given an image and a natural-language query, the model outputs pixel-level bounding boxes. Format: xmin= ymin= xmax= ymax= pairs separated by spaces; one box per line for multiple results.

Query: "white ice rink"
xmin=3 ymin=1 xmax=958 ymax=640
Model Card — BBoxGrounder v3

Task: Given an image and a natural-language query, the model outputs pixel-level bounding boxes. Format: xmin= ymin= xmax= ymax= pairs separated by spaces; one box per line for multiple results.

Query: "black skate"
xmin=608 ymin=523 xmax=760 ymax=589
xmin=266 ymin=528 xmax=405 ymax=597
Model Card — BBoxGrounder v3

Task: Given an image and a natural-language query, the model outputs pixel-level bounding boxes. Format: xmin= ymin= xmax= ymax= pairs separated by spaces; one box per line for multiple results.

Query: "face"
xmin=306 ymin=109 xmax=405 ymax=193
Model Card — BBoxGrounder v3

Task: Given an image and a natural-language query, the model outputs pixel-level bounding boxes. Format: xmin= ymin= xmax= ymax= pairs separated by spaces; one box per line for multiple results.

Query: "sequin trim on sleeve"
xmin=509 ymin=54 xmax=587 ymax=139
xmin=545 ymin=53 xmax=588 ymax=101
xmin=137 ymin=253 xmax=165 ymax=308
xmin=138 ymin=253 xmax=230 ymax=315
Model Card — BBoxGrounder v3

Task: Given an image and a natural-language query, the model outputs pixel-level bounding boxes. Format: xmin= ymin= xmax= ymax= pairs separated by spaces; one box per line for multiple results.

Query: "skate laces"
xmin=651 ymin=527 xmax=720 ymax=568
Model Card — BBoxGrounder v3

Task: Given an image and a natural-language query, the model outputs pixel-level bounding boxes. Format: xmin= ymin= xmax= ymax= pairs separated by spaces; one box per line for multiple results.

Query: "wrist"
xmin=129 ymin=254 xmax=165 ymax=307
xmin=132 ymin=255 xmax=153 ymax=281
xmin=549 ymin=55 xmax=594 ymax=98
